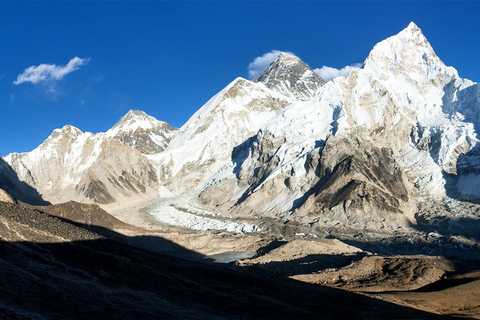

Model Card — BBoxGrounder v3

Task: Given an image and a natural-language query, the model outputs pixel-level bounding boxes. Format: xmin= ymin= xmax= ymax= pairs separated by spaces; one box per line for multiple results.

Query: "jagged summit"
xmin=406 ymin=21 xmax=420 ymax=31
xmin=364 ymin=21 xmax=444 ymax=77
xmin=254 ymin=51 xmax=325 ymax=100
xmin=403 ymin=21 xmax=429 ymax=42
xmin=37 ymin=125 xmax=89 ymax=152
xmin=272 ymin=52 xmax=300 ymax=64
xmin=126 ymin=109 xmax=148 ymax=117
xmin=52 ymin=124 xmax=83 ymax=136
xmin=107 ymin=109 xmax=177 ymax=154
xmin=108 ymin=110 xmax=169 ymax=135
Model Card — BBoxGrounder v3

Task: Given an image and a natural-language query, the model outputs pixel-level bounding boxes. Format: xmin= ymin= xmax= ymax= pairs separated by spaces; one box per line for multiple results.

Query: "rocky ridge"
xmin=5 ymin=119 xmax=161 ymax=206
xmin=0 ymin=154 xmax=46 ymax=205
xmin=148 ymin=77 xmax=294 ymax=195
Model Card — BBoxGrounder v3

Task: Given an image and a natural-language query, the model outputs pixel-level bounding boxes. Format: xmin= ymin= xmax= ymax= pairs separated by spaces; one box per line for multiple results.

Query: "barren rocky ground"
xmin=1 ymin=201 xmax=474 ymax=319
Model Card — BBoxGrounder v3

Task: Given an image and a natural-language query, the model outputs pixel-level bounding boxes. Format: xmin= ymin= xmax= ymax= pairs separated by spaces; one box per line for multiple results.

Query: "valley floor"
xmin=1 ymin=201 xmax=479 ymax=319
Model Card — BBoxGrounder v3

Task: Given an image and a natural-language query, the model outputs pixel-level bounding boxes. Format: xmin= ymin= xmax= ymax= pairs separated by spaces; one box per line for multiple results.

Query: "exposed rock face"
xmin=150 ymin=77 xmax=292 ymax=194
xmin=6 ymin=125 xmax=158 ymax=205
xmin=0 ymin=155 xmax=47 ymax=205
xmin=254 ymin=52 xmax=326 ymax=100
xmin=294 ymin=135 xmax=415 ymax=230
xmin=106 ymin=110 xmax=177 ymax=154
xmin=0 ymin=188 xmax=14 ymax=204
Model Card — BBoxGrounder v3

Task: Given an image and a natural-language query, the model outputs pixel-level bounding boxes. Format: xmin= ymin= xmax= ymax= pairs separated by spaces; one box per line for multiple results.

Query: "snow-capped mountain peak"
xmin=107 ymin=109 xmax=177 ymax=154
xmin=254 ymin=52 xmax=325 ymax=100
xmin=273 ymin=52 xmax=301 ymax=65
xmin=51 ymin=125 xmax=83 ymax=138
xmin=364 ymin=21 xmax=445 ymax=79
xmin=107 ymin=110 xmax=165 ymax=136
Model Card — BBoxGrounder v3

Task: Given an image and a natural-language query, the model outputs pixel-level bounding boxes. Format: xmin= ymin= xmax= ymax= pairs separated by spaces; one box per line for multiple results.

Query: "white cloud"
xmin=313 ymin=63 xmax=363 ymax=82
xmin=247 ymin=50 xmax=294 ymax=79
xmin=248 ymin=49 xmax=362 ymax=83
xmin=14 ymin=57 xmax=90 ymax=85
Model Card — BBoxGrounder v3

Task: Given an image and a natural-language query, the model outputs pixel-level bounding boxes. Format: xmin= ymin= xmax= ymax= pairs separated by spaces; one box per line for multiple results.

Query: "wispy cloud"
xmin=247 ymin=50 xmax=294 ymax=79
xmin=313 ymin=63 xmax=363 ymax=82
xmin=14 ymin=57 xmax=90 ymax=85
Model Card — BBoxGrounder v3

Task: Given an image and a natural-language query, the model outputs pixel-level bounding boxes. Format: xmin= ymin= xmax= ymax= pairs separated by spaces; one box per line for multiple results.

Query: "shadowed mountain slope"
xmin=0 ymin=201 xmax=458 ymax=319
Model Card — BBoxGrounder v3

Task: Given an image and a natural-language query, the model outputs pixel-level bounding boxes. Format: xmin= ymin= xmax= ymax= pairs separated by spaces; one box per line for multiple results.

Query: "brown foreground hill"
xmin=0 ymin=201 xmax=471 ymax=319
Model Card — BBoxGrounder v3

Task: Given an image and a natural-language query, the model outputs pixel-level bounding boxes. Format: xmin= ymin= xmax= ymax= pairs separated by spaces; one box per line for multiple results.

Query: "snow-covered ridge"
xmin=5 ymin=111 xmax=162 ymax=205
xmin=149 ymin=77 xmax=293 ymax=183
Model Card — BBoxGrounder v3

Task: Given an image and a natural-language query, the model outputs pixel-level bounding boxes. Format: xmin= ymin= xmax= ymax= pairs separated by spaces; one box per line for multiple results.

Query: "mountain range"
xmin=2 ymin=22 xmax=480 ymax=240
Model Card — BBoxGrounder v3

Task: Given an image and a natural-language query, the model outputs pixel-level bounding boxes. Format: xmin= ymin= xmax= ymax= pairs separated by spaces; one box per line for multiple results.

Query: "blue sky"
xmin=1 ymin=1 xmax=479 ymax=155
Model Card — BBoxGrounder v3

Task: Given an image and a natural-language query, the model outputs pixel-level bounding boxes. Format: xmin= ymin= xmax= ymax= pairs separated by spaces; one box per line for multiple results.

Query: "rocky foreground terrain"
xmin=0 ymin=199 xmax=479 ymax=319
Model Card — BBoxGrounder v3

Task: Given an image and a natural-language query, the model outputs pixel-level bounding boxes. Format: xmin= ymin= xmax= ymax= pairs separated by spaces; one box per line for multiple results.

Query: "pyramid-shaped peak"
xmin=57 ymin=125 xmax=83 ymax=135
xmin=46 ymin=125 xmax=83 ymax=142
xmin=113 ymin=110 xmax=163 ymax=129
xmin=106 ymin=109 xmax=177 ymax=154
xmin=365 ymin=22 xmax=443 ymax=73
xmin=278 ymin=51 xmax=296 ymax=58
xmin=406 ymin=21 xmax=420 ymax=31
xmin=400 ymin=21 xmax=427 ymax=41
xmin=370 ymin=22 xmax=430 ymax=51
xmin=107 ymin=109 xmax=167 ymax=137
xmin=274 ymin=52 xmax=301 ymax=63
xmin=254 ymin=52 xmax=325 ymax=100
xmin=121 ymin=109 xmax=154 ymax=121
xmin=126 ymin=109 xmax=147 ymax=116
